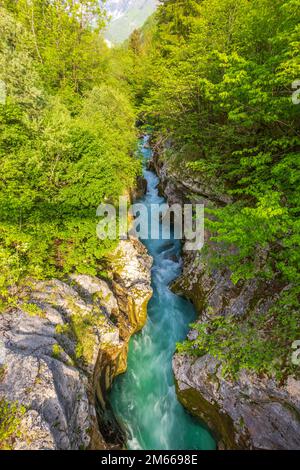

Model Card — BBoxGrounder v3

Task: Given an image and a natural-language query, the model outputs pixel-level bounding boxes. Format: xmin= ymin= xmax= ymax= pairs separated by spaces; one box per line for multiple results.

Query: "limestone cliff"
xmin=150 ymin=145 xmax=300 ymax=450
xmin=0 ymin=238 xmax=152 ymax=450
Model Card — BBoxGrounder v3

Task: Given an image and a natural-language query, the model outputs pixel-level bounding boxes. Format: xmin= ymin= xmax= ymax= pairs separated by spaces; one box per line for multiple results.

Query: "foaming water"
xmin=109 ymin=137 xmax=216 ymax=450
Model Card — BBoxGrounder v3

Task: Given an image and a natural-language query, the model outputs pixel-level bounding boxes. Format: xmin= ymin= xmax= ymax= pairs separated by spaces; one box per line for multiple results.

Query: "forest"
xmin=0 ymin=0 xmax=141 ymax=309
xmin=128 ymin=0 xmax=300 ymax=379
xmin=0 ymin=0 xmax=299 ymax=452
xmin=1 ymin=0 xmax=300 ymax=379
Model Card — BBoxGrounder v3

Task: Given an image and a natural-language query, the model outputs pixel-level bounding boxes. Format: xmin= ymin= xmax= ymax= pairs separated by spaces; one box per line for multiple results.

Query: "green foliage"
xmin=0 ymin=399 xmax=26 ymax=450
xmin=145 ymin=0 xmax=300 ymax=287
xmin=177 ymin=289 xmax=300 ymax=380
xmin=55 ymin=323 xmax=71 ymax=336
xmin=5 ymin=0 xmax=107 ymax=93
xmin=0 ymin=4 xmax=140 ymax=308
xmin=140 ymin=0 xmax=300 ymax=379
xmin=21 ymin=302 xmax=45 ymax=318
xmin=52 ymin=343 xmax=64 ymax=360
xmin=1 ymin=0 xmax=299 ymax=384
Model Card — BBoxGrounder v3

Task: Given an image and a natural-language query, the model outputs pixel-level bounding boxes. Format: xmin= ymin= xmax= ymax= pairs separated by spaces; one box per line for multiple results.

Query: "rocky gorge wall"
xmin=150 ymin=144 xmax=300 ymax=450
xmin=0 ymin=238 xmax=152 ymax=450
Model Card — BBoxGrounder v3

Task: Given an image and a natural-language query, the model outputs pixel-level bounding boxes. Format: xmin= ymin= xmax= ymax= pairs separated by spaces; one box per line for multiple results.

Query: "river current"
xmin=109 ymin=137 xmax=215 ymax=450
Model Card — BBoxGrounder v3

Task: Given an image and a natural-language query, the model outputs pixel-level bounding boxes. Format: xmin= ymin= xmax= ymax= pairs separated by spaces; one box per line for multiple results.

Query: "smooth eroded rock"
xmin=0 ymin=238 xmax=152 ymax=450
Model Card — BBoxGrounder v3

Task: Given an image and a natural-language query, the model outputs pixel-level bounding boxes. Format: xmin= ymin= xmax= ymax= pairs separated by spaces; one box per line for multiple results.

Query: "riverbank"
xmin=149 ymin=139 xmax=300 ymax=450
xmin=108 ymin=137 xmax=215 ymax=450
xmin=0 ymin=238 xmax=152 ymax=450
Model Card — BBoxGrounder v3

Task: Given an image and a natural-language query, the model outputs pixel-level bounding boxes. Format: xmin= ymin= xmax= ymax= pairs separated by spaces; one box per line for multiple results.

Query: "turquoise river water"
xmin=109 ymin=137 xmax=216 ymax=450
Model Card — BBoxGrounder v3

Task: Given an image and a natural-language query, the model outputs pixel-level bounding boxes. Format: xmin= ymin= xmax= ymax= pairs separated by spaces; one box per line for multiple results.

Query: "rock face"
xmin=151 ymin=147 xmax=300 ymax=450
xmin=0 ymin=238 xmax=152 ymax=450
xmin=174 ymin=355 xmax=300 ymax=450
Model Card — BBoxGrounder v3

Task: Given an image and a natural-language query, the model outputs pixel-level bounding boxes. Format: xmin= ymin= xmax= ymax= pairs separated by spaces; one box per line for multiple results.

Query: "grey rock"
xmin=154 ymin=148 xmax=300 ymax=450
xmin=174 ymin=354 xmax=300 ymax=449
xmin=70 ymin=274 xmax=119 ymax=317
xmin=0 ymin=238 xmax=153 ymax=450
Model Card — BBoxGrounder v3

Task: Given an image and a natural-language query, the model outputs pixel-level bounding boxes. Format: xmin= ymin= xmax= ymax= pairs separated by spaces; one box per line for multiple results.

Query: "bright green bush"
xmin=0 ymin=4 xmax=140 ymax=309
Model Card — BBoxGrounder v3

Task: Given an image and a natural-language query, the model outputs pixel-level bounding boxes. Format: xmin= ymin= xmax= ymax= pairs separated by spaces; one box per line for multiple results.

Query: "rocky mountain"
xmin=104 ymin=0 xmax=158 ymax=44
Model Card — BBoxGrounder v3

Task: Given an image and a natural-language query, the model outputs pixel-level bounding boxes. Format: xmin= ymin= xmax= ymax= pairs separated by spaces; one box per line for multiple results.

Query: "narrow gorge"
xmin=150 ymin=140 xmax=300 ymax=450
xmin=108 ymin=137 xmax=215 ymax=450
xmin=1 ymin=133 xmax=299 ymax=451
xmin=0 ymin=0 xmax=299 ymax=455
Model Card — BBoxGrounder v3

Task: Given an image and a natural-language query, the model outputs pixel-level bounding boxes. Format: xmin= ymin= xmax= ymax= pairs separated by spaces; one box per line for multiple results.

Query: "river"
xmin=109 ymin=137 xmax=215 ymax=450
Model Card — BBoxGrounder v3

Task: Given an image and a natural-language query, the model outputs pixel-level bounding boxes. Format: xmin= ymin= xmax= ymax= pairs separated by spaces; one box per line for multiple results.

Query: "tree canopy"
xmin=0 ymin=1 xmax=140 ymax=307
xmin=127 ymin=0 xmax=300 ymax=378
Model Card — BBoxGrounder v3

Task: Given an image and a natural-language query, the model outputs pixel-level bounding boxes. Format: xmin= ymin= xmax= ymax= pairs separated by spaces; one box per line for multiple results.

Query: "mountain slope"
xmin=104 ymin=0 xmax=158 ymax=44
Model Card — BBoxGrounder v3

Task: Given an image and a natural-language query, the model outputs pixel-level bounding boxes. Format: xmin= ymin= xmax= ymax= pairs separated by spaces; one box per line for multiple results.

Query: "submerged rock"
xmin=0 ymin=238 xmax=152 ymax=450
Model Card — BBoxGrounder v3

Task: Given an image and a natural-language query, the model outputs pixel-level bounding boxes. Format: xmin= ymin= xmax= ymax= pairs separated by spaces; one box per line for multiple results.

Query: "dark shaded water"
xmin=109 ymin=137 xmax=215 ymax=450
